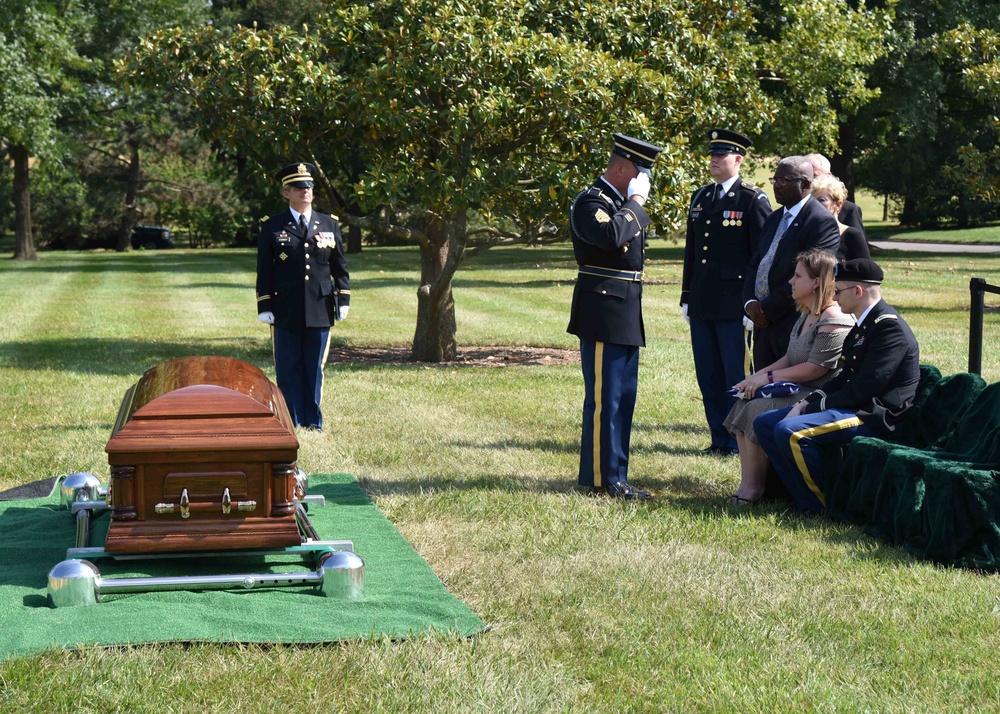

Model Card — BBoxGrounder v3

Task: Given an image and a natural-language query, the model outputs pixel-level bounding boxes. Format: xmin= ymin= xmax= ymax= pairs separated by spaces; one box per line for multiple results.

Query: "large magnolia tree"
xmin=124 ymin=0 xmax=888 ymax=361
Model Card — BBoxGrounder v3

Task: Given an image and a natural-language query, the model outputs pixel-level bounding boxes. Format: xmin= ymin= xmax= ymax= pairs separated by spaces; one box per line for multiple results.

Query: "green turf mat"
xmin=0 ymin=473 xmax=485 ymax=660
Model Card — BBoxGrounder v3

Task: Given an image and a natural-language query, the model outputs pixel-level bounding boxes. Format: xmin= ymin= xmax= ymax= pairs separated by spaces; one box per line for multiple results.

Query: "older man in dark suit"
xmin=743 ymin=156 xmax=841 ymax=368
xmin=806 ymin=153 xmax=865 ymax=238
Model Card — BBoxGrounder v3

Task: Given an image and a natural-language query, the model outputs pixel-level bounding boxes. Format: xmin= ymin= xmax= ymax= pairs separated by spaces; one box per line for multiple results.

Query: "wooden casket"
xmin=104 ymin=356 xmax=302 ymax=553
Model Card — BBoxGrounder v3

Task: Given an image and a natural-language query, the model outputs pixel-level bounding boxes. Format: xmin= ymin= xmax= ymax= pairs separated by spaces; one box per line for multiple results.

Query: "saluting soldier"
xmin=681 ymin=129 xmax=771 ymax=456
xmin=568 ymin=133 xmax=664 ymax=500
xmin=256 ymin=162 xmax=350 ymax=431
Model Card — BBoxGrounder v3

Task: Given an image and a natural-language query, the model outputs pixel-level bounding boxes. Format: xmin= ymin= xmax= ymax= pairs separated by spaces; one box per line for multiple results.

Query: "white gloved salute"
xmin=682 ymin=303 xmax=690 ymax=325
xmin=627 ymin=172 xmax=651 ymax=205
xmin=337 ymin=305 xmax=349 ymax=322
xmin=258 ymin=311 xmax=275 ymax=325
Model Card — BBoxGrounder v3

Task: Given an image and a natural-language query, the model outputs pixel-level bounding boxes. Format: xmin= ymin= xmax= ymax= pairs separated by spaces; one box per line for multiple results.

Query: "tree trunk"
xmin=11 ymin=145 xmax=37 ymax=261
xmin=346 ymin=203 xmax=362 ymax=254
xmin=832 ymin=119 xmax=857 ymax=202
xmin=410 ymin=213 xmax=464 ymax=362
xmin=116 ymin=133 xmax=142 ymax=252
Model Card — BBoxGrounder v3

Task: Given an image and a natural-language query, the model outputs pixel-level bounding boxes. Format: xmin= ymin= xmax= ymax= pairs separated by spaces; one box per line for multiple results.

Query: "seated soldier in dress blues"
xmin=256 ymin=162 xmax=350 ymax=430
xmin=568 ymin=133 xmax=664 ymax=500
xmin=753 ymin=258 xmax=920 ymax=512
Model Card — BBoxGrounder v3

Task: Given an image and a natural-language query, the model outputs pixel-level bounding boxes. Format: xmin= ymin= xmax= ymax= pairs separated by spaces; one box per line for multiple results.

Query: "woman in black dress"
xmin=812 ymin=175 xmax=871 ymax=261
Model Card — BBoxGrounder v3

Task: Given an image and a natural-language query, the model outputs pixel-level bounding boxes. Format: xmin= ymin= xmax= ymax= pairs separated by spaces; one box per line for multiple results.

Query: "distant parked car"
xmin=131 ymin=225 xmax=174 ymax=250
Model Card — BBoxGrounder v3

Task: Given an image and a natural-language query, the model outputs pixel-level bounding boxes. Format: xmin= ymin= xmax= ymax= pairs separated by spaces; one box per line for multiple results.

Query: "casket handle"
xmin=155 ymin=487 xmax=256 ymax=517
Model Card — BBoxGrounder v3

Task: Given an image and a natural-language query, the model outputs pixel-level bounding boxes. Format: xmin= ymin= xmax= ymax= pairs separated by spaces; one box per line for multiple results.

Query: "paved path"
xmin=871 ymin=240 xmax=1000 ymax=254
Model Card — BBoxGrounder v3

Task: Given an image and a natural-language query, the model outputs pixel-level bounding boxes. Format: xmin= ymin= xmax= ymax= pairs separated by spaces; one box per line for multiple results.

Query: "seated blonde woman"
xmin=724 ymin=249 xmax=853 ymax=504
xmin=812 ymin=175 xmax=871 ymax=261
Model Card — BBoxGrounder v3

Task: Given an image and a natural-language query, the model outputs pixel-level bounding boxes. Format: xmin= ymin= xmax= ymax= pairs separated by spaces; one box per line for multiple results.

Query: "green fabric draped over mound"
xmin=824 ymin=366 xmax=1000 ymax=571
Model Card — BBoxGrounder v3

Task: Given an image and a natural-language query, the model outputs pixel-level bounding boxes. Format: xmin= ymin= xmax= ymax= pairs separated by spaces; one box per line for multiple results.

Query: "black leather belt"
xmin=577 ymin=265 xmax=643 ymax=282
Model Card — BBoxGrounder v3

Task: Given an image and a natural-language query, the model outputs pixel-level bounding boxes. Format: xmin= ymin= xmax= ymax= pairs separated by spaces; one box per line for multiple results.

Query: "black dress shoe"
xmin=700 ymin=445 xmax=738 ymax=457
xmin=606 ymin=482 xmax=652 ymax=500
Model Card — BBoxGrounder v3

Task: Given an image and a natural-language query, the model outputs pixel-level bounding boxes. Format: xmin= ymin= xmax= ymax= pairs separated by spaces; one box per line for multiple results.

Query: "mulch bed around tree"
xmin=326 ymin=345 xmax=579 ymax=367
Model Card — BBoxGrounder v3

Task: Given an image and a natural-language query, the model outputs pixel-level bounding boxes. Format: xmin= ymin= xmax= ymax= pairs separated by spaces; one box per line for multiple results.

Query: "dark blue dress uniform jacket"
xmin=681 ymin=180 xmax=771 ymax=320
xmin=256 ymin=209 xmax=350 ymax=330
xmin=802 ymin=299 xmax=920 ymax=436
xmin=567 ymin=178 xmax=651 ymax=347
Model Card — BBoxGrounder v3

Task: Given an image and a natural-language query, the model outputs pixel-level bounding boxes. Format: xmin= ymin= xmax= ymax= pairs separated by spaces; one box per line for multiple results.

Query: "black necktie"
xmin=298 ymin=214 xmax=307 ymax=233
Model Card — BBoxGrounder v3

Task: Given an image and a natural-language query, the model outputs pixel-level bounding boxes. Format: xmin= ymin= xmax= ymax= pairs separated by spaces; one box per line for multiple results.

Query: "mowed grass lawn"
xmin=1 ymin=243 xmax=1000 ymax=712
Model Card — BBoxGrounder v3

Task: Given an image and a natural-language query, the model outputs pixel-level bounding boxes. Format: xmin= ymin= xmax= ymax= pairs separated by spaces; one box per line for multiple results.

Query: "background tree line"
xmin=2 ymin=0 xmax=998 ymax=359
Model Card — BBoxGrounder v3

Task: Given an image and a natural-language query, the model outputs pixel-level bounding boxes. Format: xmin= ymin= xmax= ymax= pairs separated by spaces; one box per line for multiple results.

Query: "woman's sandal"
xmin=728 ymin=494 xmax=757 ymax=506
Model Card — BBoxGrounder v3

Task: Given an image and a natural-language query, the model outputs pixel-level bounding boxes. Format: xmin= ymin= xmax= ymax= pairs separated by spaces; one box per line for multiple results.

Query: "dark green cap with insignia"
xmin=612 ymin=133 xmax=664 ymax=169
xmin=708 ymin=129 xmax=752 ymax=156
xmin=835 ymin=258 xmax=884 ymax=284
xmin=276 ymin=162 xmax=316 ymax=188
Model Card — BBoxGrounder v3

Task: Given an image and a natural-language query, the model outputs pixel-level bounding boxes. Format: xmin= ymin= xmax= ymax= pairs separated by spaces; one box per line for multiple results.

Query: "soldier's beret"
xmin=707 ymin=128 xmax=753 ymax=156
xmin=835 ymin=258 xmax=884 ymax=284
xmin=276 ymin=162 xmax=316 ymax=188
xmin=612 ymin=133 xmax=664 ymax=169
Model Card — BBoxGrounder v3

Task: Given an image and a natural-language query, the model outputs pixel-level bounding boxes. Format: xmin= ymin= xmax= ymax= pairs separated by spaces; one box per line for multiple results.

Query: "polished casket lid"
xmin=106 ymin=356 xmax=298 ymax=454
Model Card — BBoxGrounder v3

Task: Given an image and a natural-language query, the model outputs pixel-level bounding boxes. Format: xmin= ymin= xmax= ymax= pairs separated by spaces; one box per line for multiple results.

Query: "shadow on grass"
xmin=7 ymin=251 xmax=256 ymax=275
xmin=0 ymin=336 xmax=279 ymax=376
xmin=358 ymin=473 xmax=575 ymax=497
xmin=661 ymin=483 xmax=924 ymax=568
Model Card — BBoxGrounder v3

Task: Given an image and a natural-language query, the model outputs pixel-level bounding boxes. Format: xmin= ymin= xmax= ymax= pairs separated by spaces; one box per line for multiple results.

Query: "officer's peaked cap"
xmin=276 ymin=162 xmax=316 ymax=188
xmin=708 ymin=129 xmax=753 ymax=156
xmin=612 ymin=133 xmax=664 ymax=169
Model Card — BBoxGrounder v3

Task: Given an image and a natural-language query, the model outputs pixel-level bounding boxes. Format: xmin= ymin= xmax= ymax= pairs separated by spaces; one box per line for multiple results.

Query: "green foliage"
xmin=855 ymin=0 xmax=1000 ymax=227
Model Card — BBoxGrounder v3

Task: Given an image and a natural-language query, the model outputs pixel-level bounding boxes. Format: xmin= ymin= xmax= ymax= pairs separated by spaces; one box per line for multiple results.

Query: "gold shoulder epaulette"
xmin=259 ymin=215 xmax=269 ymax=223
xmin=741 ymin=180 xmax=762 ymax=192
xmin=331 ymin=214 xmax=339 ymax=222
xmin=874 ymin=314 xmax=898 ymax=323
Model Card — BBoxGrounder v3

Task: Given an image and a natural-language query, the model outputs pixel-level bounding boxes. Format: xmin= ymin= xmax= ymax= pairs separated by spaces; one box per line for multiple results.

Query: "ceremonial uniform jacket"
xmin=742 ymin=197 xmax=841 ymax=326
xmin=256 ymin=209 xmax=350 ymax=330
xmin=681 ymin=179 xmax=771 ymax=320
xmin=803 ymin=299 xmax=920 ymax=435
xmin=567 ymin=177 xmax=651 ymax=347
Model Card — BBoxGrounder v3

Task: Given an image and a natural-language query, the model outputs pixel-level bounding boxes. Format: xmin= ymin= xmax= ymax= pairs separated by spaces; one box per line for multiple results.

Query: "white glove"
xmin=337 ymin=305 xmax=349 ymax=321
xmin=258 ymin=311 xmax=275 ymax=325
xmin=627 ymin=172 xmax=650 ymax=204
xmin=637 ymin=166 xmax=652 ymax=178
xmin=743 ymin=315 xmax=754 ymax=332
xmin=682 ymin=303 xmax=690 ymax=324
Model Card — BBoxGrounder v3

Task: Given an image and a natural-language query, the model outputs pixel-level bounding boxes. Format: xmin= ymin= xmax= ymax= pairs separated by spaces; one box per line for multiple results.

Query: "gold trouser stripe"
xmin=593 ymin=342 xmax=604 ymax=489
xmin=789 ymin=416 xmax=863 ymax=507
xmin=270 ymin=324 xmax=276 ymax=365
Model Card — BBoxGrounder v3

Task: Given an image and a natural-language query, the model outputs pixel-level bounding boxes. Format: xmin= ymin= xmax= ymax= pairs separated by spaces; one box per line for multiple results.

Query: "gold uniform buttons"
xmin=701 ymin=259 xmax=707 ymax=264
xmin=305 ymin=275 xmax=310 ymax=281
